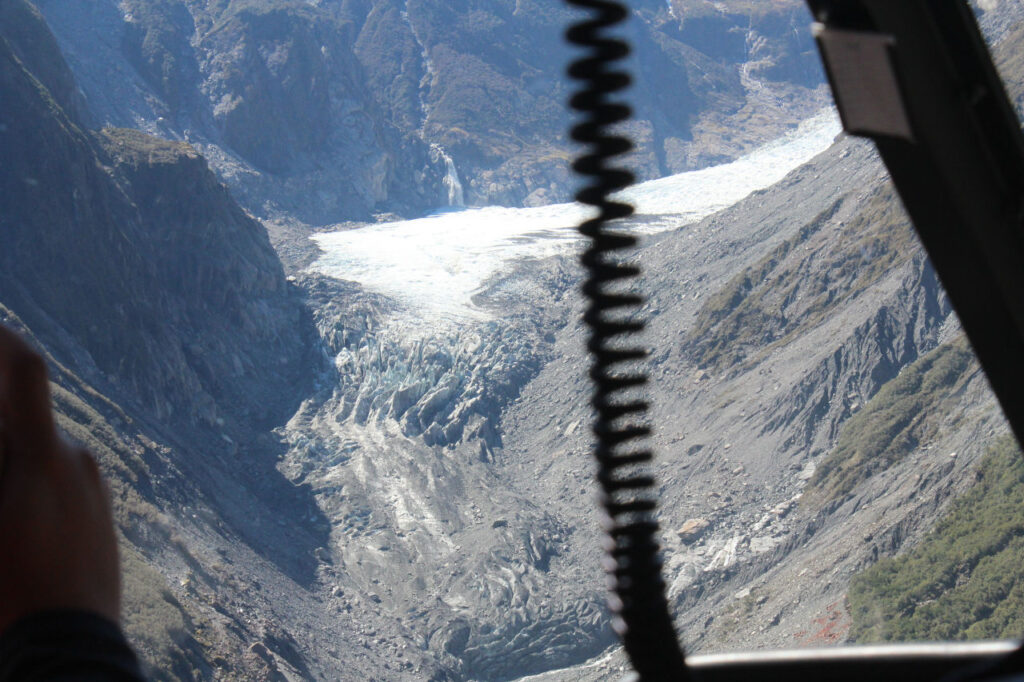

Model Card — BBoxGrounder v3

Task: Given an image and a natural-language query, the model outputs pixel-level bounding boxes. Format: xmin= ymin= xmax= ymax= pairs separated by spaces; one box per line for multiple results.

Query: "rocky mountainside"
xmin=30 ymin=0 xmax=827 ymax=222
xmin=1 ymin=5 xmax=396 ymax=679
xmin=0 ymin=1 xmax=316 ymax=432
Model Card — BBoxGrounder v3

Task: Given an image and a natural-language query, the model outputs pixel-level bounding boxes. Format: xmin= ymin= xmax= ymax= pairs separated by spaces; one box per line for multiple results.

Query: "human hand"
xmin=0 ymin=324 xmax=121 ymax=634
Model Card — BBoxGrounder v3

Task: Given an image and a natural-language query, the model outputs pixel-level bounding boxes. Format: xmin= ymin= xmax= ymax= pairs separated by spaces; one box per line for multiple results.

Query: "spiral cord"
xmin=565 ymin=1 xmax=689 ymax=680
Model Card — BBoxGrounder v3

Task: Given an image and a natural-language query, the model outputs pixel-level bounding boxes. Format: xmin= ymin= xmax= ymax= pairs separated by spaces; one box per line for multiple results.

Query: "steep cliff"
xmin=0 ymin=6 xmax=373 ymax=679
xmin=0 ymin=9 xmax=316 ymax=431
xmin=31 ymin=0 xmax=827 ymax=221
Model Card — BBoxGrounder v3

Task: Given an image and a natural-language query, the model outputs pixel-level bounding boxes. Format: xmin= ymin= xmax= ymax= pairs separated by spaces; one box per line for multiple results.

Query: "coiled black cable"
xmin=565 ymin=1 xmax=689 ymax=680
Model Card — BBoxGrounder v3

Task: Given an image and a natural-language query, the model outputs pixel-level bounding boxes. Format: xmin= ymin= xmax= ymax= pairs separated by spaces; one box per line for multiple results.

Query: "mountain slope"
xmin=848 ymin=434 xmax=1024 ymax=642
xmin=31 ymin=0 xmax=827 ymax=221
xmin=0 ymin=6 xmax=417 ymax=679
xmin=0 ymin=13 xmax=316 ymax=431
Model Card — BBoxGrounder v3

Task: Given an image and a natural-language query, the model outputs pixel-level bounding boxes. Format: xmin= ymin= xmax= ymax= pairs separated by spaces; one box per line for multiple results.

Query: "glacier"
xmin=309 ymin=109 xmax=841 ymax=325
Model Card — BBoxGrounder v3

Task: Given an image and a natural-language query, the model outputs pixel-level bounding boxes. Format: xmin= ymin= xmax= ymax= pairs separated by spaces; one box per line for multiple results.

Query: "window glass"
xmin=1 ymin=0 xmax=1022 ymax=677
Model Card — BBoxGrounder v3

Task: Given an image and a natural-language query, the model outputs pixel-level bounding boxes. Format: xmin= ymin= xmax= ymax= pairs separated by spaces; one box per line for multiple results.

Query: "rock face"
xmin=0 ymin=7 xmax=364 ymax=679
xmin=677 ymin=519 xmax=711 ymax=544
xmin=31 ymin=0 xmax=826 ymax=221
xmin=488 ymin=135 xmax=1006 ymax=672
xmin=0 ymin=26 xmax=315 ymax=431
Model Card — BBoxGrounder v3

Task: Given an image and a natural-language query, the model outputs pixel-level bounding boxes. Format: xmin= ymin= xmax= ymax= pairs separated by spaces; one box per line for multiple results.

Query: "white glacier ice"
xmin=310 ymin=109 xmax=842 ymax=326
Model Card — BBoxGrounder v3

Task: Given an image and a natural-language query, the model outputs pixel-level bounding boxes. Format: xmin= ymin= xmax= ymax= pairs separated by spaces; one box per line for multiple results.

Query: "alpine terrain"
xmin=2 ymin=0 xmax=1024 ymax=680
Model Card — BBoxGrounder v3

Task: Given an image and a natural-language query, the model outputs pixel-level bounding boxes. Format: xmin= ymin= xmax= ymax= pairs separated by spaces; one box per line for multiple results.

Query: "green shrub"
xmin=806 ymin=338 xmax=974 ymax=506
xmin=849 ymin=435 xmax=1024 ymax=642
xmin=685 ymin=185 xmax=916 ymax=373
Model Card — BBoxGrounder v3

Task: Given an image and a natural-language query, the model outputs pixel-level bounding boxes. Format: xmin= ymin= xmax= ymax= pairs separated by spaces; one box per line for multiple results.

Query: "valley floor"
xmin=259 ymin=115 xmax=1012 ymax=679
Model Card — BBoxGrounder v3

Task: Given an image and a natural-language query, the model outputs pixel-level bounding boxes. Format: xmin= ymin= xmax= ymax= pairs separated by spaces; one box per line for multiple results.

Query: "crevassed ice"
xmin=310 ymin=109 xmax=841 ymax=326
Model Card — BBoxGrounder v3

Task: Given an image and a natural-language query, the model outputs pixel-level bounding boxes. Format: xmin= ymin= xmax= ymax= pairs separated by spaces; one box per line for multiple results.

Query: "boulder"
xmin=677 ymin=518 xmax=711 ymax=544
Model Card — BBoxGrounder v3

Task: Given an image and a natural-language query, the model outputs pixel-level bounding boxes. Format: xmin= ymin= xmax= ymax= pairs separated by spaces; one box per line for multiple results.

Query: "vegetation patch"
xmin=46 ymin=362 xmax=221 ymax=678
xmin=99 ymin=127 xmax=198 ymax=166
xmin=121 ymin=545 xmax=205 ymax=681
xmin=805 ymin=337 xmax=975 ymax=506
xmin=685 ymin=185 xmax=917 ymax=373
xmin=848 ymin=435 xmax=1024 ymax=642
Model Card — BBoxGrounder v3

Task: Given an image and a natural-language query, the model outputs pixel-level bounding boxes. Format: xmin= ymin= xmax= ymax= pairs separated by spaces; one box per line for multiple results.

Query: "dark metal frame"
xmin=688 ymin=641 xmax=1018 ymax=682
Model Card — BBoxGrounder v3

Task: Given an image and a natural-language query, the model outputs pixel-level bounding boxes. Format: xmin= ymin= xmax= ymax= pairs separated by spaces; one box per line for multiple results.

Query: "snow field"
xmin=310 ymin=110 xmax=842 ymax=325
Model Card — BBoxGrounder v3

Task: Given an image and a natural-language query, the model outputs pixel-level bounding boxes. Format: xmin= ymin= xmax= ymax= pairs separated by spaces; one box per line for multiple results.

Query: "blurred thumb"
xmin=0 ymin=326 xmax=59 ymax=480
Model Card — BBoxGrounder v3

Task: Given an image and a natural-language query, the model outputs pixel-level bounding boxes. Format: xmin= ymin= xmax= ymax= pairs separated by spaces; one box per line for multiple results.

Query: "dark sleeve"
xmin=0 ymin=611 xmax=145 ymax=681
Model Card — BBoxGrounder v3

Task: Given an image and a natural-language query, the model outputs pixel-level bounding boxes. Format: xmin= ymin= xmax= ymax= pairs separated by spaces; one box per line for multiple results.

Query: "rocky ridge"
xmin=32 ymin=0 xmax=828 ymax=223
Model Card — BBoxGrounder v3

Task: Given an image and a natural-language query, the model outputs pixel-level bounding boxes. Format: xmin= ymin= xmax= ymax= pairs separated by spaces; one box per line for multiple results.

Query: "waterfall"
xmin=406 ymin=5 xmax=466 ymax=208
xmin=432 ymin=144 xmax=465 ymax=207
xmin=403 ymin=6 xmax=434 ymax=138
